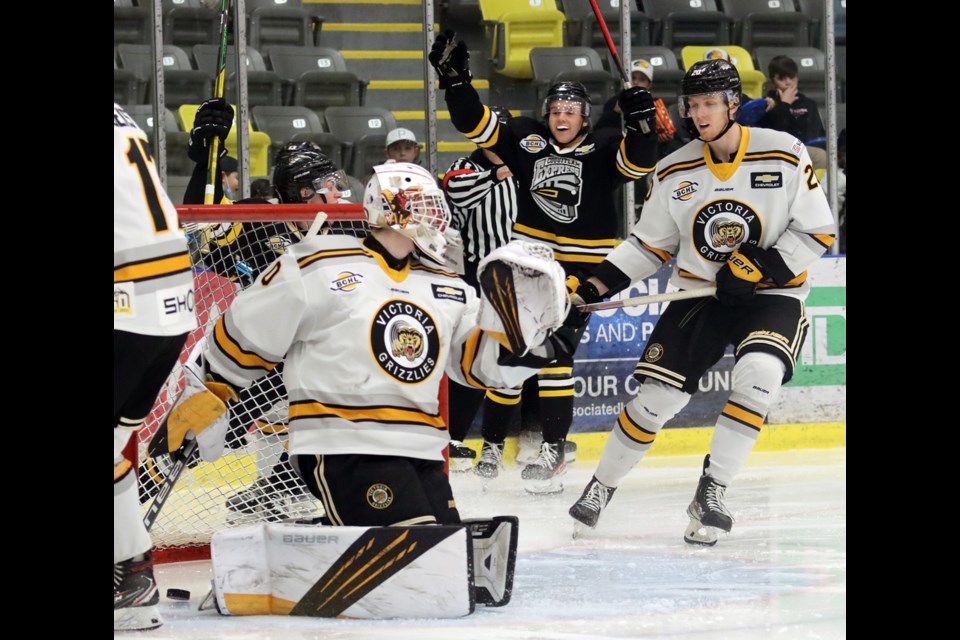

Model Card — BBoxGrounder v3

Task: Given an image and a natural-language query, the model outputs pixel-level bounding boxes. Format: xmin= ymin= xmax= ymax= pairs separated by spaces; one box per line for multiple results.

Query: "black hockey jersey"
xmin=444 ymin=83 xmax=658 ymax=274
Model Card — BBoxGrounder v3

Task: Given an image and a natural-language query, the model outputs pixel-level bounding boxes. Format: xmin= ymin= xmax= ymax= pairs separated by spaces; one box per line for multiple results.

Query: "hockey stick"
xmin=589 ymin=0 xmax=650 ymax=134
xmin=577 ymin=287 xmax=716 ymax=312
xmin=204 ymin=0 xmax=232 ymax=205
xmin=142 ymin=362 xmax=214 ymax=531
xmin=305 ymin=211 xmax=328 ymax=237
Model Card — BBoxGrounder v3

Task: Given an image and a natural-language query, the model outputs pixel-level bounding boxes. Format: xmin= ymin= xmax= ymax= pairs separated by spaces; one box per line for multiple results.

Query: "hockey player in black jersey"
xmin=430 ymin=29 xmax=659 ymax=492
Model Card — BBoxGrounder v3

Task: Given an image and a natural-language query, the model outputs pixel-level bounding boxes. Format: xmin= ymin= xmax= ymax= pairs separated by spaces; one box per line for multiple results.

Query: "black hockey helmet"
xmin=272 ymin=141 xmax=346 ymax=204
xmin=678 ymin=59 xmax=742 ymax=140
xmin=541 ymin=81 xmax=591 ymax=118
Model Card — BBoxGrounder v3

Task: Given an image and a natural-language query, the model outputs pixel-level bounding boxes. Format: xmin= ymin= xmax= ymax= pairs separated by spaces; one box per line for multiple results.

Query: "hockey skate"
xmin=516 ymin=431 xmax=577 ymax=465
xmin=448 ymin=440 xmax=477 ymax=472
xmin=473 ymin=440 xmax=505 ymax=480
xmin=683 ymin=456 xmax=734 ymax=546
xmin=521 ymin=441 xmax=567 ymax=494
xmin=114 ymin=552 xmax=162 ymax=631
xmin=569 ymin=476 xmax=616 ymax=537
xmin=225 ymin=474 xmax=320 ymax=524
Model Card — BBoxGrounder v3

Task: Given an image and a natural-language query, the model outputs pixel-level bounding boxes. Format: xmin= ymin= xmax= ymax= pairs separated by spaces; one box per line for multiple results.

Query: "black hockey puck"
xmin=166 ymin=588 xmax=191 ymax=601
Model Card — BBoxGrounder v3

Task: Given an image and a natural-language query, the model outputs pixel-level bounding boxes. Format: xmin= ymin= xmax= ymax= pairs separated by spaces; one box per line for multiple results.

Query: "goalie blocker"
xmin=208 ymin=516 xmax=518 ymax=618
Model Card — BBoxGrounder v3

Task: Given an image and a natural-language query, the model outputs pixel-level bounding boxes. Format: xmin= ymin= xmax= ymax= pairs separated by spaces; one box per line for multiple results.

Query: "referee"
xmin=441 ymin=107 xmax=538 ymax=476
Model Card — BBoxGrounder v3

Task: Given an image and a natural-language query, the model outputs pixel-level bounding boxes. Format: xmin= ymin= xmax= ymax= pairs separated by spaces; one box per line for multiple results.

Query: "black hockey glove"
xmin=715 ymin=244 xmax=795 ymax=307
xmin=546 ymin=274 xmax=603 ymax=357
xmin=619 ymin=86 xmax=656 ymax=134
xmin=429 ymin=29 xmax=472 ymax=89
xmin=187 ymin=98 xmax=234 ymax=163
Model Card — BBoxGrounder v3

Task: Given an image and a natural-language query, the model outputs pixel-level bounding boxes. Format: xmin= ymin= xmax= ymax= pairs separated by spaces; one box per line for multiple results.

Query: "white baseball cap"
xmin=630 ymin=59 xmax=654 ymax=82
xmin=385 ymin=127 xmax=419 ymax=147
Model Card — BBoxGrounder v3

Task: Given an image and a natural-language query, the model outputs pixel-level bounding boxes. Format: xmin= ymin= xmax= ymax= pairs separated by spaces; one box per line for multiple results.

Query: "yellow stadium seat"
xmin=177 ymin=104 xmax=272 ymax=177
xmin=680 ymin=45 xmax=766 ymax=100
xmin=479 ymin=0 xmax=565 ymax=79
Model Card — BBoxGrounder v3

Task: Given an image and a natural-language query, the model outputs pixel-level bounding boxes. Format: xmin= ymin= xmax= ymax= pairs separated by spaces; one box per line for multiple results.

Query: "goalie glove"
xmin=477 ymin=240 xmax=569 ymax=355
xmin=429 ymin=29 xmax=472 ymax=89
xmin=157 ymin=337 xmax=239 ymax=462
xmin=715 ymin=244 xmax=795 ymax=307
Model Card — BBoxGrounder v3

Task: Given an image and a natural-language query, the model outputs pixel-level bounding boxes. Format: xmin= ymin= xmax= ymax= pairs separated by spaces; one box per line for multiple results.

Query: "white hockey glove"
xmin=162 ymin=337 xmax=239 ymax=462
xmin=477 ymin=240 xmax=569 ymax=355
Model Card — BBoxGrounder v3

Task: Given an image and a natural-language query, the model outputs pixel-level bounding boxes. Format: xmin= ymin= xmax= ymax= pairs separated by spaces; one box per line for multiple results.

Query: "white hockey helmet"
xmin=363 ymin=161 xmax=452 ymax=263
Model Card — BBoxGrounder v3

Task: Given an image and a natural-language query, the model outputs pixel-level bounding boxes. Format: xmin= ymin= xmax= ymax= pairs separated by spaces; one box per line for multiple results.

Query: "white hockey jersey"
xmin=204 ymin=234 xmax=543 ymax=461
xmin=114 ymin=104 xmax=196 ymax=336
xmin=607 ymin=126 xmax=837 ymax=300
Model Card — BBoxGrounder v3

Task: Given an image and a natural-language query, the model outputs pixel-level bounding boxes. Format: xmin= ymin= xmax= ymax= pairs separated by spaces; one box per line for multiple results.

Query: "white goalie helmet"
xmin=363 ymin=161 xmax=452 ymax=263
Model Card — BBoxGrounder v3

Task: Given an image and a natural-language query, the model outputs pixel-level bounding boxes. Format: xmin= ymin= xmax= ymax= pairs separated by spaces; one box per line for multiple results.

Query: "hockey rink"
xmin=141 ymin=447 xmax=846 ymax=639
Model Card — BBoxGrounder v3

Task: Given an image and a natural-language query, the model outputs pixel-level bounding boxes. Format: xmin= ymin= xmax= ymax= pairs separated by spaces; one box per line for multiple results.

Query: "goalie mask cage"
xmin=128 ymin=203 xmax=444 ymax=562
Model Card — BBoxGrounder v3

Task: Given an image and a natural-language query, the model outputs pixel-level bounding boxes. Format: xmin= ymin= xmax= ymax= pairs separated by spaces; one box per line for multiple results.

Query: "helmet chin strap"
xmin=698 ymin=117 xmax=736 ymax=143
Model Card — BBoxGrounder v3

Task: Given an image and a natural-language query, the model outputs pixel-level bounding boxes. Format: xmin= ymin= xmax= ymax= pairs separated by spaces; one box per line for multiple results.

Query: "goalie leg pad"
xmin=463 ymin=515 xmax=519 ymax=607
xmin=211 ymin=523 xmax=475 ymax=618
xmin=476 ymin=240 xmax=569 ymax=355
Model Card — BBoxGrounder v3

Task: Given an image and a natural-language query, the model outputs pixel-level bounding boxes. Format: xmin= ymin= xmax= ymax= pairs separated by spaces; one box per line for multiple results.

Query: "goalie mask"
xmin=363 ymin=162 xmax=452 ymax=263
xmin=273 ymin=141 xmax=349 ymax=204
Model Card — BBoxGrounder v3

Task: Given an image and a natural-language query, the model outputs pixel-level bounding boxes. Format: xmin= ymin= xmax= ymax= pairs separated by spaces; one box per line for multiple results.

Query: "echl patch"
xmin=644 ymin=343 xmax=664 ymax=362
xmin=431 ymin=284 xmax=466 ymax=303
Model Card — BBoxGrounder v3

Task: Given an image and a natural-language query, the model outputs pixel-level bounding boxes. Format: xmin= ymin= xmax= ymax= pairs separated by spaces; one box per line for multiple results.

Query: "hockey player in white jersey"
xmin=178 ymin=161 xmax=575 ymax=527
xmin=114 ymin=103 xmax=197 ymax=630
xmin=566 ymin=60 xmax=837 ymax=544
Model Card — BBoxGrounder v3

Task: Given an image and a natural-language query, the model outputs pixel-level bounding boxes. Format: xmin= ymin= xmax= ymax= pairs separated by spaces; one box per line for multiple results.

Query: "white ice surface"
xmin=132 ymin=448 xmax=846 ymax=639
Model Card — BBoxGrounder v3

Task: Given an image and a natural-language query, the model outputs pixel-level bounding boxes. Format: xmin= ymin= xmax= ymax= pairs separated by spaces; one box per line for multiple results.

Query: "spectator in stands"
xmin=384 ymin=127 xmax=423 ymax=166
xmin=250 ymin=177 xmax=274 ymax=199
xmin=596 ymin=59 xmax=679 ymax=153
xmin=756 ymin=55 xmax=827 ymax=171
xmin=219 ymin=156 xmax=240 ymax=201
xmin=596 ymin=59 xmax=681 ymax=222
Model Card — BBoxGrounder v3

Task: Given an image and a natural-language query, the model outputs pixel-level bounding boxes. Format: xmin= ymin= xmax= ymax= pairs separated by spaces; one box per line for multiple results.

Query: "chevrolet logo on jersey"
xmin=372 ymin=300 xmax=440 ymax=383
xmin=574 ymin=143 xmax=596 ymax=155
xmin=431 ymin=284 xmax=466 ymax=303
xmin=751 ymin=172 xmax=782 ymax=188
xmin=531 ymin=156 xmax=582 ymax=223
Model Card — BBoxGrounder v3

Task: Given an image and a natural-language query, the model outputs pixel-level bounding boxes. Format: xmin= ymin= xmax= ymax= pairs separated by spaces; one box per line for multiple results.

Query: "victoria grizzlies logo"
xmin=371 ymin=300 xmax=439 ymax=383
xmin=366 ymin=483 xmax=394 ymax=509
xmin=693 ymin=199 xmax=763 ymax=262
xmin=644 ymin=343 xmax=664 ymax=362
xmin=531 ymin=156 xmax=582 ymax=223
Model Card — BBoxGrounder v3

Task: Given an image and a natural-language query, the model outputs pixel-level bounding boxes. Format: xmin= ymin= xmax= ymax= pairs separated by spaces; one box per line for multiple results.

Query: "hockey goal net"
xmin=133 ymin=204 xmax=375 ymax=560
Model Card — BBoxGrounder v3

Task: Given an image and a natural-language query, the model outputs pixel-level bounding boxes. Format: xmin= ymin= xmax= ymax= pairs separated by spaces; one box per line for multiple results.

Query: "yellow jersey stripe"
xmin=290 ymin=401 xmax=445 ymax=428
xmin=114 ymin=252 xmax=191 ymax=283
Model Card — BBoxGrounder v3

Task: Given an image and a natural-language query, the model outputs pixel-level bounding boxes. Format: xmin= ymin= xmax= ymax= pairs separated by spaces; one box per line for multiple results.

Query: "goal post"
xmin=133 ymin=203 xmax=449 ymax=561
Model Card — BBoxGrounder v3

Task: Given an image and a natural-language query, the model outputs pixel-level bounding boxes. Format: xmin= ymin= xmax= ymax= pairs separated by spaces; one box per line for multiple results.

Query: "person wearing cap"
xmin=384 ymin=127 xmax=423 ymax=165
xmin=596 ymin=59 xmax=679 ymax=148
xmin=218 ymin=155 xmax=240 ymax=202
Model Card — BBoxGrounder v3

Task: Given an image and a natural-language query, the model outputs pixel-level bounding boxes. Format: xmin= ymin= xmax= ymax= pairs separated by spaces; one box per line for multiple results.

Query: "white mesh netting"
xmin=136 ymin=203 xmax=368 ymax=552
